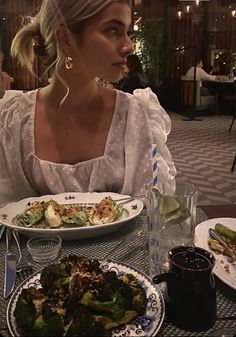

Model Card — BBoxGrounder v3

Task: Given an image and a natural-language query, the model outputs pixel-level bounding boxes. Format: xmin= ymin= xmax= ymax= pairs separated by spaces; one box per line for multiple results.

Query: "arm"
xmin=0 ymin=71 xmax=13 ymax=90
xmin=198 ymin=68 xmax=217 ymax=82
xmin=0 ymin=95 xmax=37 ymax=207
xmin=122 ymin=88 xmax=176 ymax=197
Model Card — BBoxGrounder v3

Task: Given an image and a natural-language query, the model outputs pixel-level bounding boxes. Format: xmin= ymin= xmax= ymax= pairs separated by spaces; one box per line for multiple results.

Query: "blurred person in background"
xmin=210 ymin=62 xmax=221 ymax=75
xmin=0 ymin=51 xmax=14 ymax=97
xmin=115 ymin=53 xmax=149 ymax=93
xmin=186 ymin=58 xmax=221 ymax=82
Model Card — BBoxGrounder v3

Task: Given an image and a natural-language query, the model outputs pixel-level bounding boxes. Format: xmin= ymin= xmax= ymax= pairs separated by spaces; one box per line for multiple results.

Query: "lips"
xmin=112 ymin=62 xmax=127 ymax=70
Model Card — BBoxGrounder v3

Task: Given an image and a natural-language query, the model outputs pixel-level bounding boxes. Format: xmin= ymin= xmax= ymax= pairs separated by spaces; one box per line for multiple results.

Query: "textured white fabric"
xmin=0 ymin=87 xmax=176 ymax=207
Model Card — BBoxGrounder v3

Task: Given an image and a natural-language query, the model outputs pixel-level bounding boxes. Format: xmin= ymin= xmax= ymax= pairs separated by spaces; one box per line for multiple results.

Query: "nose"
xmin=121 ymin=35 xmax=134 ymax=56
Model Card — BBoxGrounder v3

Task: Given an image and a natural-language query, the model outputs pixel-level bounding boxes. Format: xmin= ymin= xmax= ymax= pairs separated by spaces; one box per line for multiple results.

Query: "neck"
xmin=40 ymin=73 xmax=102 ymax=112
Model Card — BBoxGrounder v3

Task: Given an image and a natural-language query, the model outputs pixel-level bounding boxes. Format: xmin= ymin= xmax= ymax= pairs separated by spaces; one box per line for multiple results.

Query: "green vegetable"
xmin=14 ymin=256 xmax=148 ymax=337
xmin=62 ymin=209 xmax=89 ymax=226
xmin=81 ymin=284 xmax=132 ymax=320
xmin=119 ymin=274 xmax=148 ymax=314
xmin=65 ymin=305 xmax=109 ymax=337
xmin=14 ymin=287 xmax=47 ymax=333
xmin=40 ymin=262 xmax=69 ymax=293
xmin=14 ymin=293 xmax=36 ymax=331
xmin=215 ymin=223 xmax=236 ymax=244
xmin=15 ymin=205 xmax=44 ymax=227
xmin=32 ymin=314 xmax=64 ymax=337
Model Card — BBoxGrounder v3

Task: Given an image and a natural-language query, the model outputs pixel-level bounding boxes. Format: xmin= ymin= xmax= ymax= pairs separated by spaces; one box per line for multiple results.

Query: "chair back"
xmin=181 ymin=76 xmax=216 ymax=110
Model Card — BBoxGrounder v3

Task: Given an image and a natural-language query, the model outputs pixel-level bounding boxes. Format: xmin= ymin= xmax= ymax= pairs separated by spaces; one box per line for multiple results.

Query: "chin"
xmin=99 ymin=71 xmax=123 ymax=83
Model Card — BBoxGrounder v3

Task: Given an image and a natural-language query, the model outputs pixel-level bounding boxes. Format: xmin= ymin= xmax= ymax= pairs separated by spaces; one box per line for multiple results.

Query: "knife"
xmin=4 ymin=228 xmax=17 ymax=298
xmin=209 ymin=228 xmax=236 ymax=261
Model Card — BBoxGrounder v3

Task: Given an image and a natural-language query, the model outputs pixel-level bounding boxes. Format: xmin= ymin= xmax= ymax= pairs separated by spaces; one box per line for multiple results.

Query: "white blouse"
xmin=0 ymin=88 xmax=176 ymax=207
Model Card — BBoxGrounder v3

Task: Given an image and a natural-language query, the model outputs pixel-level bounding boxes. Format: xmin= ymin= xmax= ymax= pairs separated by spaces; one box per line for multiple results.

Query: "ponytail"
xmin=11 ymin=19 xmax=40 ymax=70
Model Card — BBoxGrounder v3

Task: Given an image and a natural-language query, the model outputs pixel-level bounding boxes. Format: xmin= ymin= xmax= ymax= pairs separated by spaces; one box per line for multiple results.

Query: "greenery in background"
xmin=134 ymin=18 xmax=175 ymax=90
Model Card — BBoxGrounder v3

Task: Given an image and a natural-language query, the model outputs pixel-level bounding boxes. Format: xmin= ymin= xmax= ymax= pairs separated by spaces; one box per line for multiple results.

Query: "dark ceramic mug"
xmin=153 ymin=246 xmax=216 ymax=332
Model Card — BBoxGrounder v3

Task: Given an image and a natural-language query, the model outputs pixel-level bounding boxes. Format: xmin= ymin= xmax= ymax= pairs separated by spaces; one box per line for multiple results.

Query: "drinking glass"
xmin=146 ymin=181 xmax=198 ymax=277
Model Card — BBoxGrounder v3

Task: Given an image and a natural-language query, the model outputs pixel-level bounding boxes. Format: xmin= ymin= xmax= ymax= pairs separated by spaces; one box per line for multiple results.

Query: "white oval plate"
xmin=7 ymin=260 xmax=165 ymax=337
xmin=194 ymin=217 xmax=236 ymax=290
xmin=0 ymin=192 xmax=143 ymax=240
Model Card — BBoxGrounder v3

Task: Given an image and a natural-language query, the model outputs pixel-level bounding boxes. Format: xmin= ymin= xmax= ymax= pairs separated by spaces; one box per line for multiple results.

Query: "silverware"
xmin=4 ymin=228 xmax=17 ymax=298
xmin=115 ymin=194 xmax=145 ymax=204
xmin=12 ymin=230 xmax=32 ymax=272
xmin=209 ymin=228 xmax=236 ymax=261
xmin=63 ymin=195 xmax=146 ymax=207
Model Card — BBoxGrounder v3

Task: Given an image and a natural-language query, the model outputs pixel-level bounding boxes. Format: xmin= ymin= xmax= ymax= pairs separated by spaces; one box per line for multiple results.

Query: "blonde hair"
xmin=11 ymin=0 xmax=130 ymax=72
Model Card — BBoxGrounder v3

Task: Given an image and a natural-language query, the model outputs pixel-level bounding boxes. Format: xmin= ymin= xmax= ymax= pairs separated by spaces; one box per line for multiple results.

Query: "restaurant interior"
xmin=0 ymin=0 xmax=235 ymax=108
xmin=0 ymin=1 xmax=236 ymax=337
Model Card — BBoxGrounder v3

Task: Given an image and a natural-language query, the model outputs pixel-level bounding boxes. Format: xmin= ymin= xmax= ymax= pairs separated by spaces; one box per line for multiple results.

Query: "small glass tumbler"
xmin=27 ymin=235 xmax=62 ymax=263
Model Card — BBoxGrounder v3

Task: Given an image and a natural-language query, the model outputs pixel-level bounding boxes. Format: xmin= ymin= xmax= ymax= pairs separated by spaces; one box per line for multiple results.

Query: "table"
xmin=200 ymin=204 xmax=236 ymax=219
xmin=0 ymin=207 xmax=236 ymax=337
xmin=203 ymin=80 xmax=235 ymax=115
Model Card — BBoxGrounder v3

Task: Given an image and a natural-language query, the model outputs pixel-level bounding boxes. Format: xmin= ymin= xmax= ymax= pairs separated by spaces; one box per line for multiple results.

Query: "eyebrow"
xmin=101 ymin=19 xmax=129 ymax=27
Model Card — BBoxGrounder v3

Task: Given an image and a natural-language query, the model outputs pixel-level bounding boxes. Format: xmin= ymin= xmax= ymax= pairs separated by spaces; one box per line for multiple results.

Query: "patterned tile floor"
xmin=167 ymin=112 xmax=236 ymax=205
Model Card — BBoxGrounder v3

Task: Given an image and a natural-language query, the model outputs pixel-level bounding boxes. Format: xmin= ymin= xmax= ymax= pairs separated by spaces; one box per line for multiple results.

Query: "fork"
xmin=12 ymin=230 xmax=33 ymax=272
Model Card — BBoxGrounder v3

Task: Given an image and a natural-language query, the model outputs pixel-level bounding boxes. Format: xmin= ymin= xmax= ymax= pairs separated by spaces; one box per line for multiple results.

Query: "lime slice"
xmin=159 ymin=196 xmax=191 ymax=225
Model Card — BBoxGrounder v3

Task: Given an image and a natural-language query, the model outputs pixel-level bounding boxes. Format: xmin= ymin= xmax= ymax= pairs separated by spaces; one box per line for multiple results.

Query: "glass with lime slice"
xmin=147 ymin=182 xmax=198 ymax=277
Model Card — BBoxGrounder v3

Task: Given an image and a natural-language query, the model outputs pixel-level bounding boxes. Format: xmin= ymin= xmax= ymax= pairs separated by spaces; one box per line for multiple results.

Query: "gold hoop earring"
xmin=65 ymin=56 xmax=73 ymax=70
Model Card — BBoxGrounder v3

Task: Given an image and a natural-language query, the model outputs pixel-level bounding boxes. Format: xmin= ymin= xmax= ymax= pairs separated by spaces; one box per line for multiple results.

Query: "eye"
xmin=105 ymin=26 xmax=120 ymax=36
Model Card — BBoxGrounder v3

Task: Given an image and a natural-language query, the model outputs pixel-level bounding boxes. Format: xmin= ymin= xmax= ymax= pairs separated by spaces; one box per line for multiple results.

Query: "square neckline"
xmin=30 ymin=88 xmax=121 ymax=168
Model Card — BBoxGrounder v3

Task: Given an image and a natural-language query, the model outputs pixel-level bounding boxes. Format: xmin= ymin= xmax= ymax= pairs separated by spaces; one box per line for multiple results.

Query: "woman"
xmin=0 ymin=0 xmax=176 ymax=207
xmin=117 ymin=54 xmax=149 ymax=94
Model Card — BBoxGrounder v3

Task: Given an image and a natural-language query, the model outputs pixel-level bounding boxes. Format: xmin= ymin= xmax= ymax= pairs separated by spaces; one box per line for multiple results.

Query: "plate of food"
xmin=7 ymin=256 xmax=165 ymax=337
xmin=194 ymin=217 xmax=236 ymax=290
xmin=0 ymin=192 xmax=143 ymax=240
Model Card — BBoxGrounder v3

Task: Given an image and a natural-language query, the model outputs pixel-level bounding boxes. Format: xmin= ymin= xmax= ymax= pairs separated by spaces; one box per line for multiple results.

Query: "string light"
xmin=177 ymin=10 xmax=183 ymax=20
xmin=184 ymin=5 xmax=192 ymax=14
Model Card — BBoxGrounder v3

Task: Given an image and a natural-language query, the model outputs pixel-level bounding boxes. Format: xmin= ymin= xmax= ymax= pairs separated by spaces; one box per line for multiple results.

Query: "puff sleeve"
xmin=121 ymin=88 xmax=176 ymax=197
xmin=0 ymin=92 xmax=37 ymax=207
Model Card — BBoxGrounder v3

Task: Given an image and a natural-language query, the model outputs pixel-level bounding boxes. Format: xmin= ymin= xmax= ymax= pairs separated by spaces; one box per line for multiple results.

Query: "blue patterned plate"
xmin=7 ymin=261 xmax=165 ymax=337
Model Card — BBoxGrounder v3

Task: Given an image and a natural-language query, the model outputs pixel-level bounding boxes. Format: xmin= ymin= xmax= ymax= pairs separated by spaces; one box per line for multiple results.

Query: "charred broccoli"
xmin=119 ymin=273 xmax=148 ymax=313
xmin=81 ymin=281 xmax=133 ymax=320
xmin=14 ymin=256 xmax=148 ymax=337
xmin=31 ymin=314 xmax=64 ymax=337
xmin=40 ymin=262 xmax=69 ymax=293
xmin=14 ymin=290 xmax=36 ymax=332
xmin=65 ymin=305 xmax=109 ymax=337
xmin=14 ymin=287 xmax=48 ymax=333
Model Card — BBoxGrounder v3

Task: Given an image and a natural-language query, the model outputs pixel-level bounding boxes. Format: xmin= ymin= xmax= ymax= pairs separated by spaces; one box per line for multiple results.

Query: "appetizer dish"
xmin=208 ymin=223 xmax=236 ymax=263
xmin=13 ymin=197 xmax=123 ymax=229
xmin=13 ymin=255 xmax=148 ymax=337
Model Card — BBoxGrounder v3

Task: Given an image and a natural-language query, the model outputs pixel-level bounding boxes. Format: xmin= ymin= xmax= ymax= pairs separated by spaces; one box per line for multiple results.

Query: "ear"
xmin=54 ymin=24 xmax=73 ymax=56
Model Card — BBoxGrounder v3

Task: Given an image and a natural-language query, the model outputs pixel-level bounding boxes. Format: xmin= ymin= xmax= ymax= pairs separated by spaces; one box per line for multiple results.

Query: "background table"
xmin=0 ymin=207 xmax=236 ymax=337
